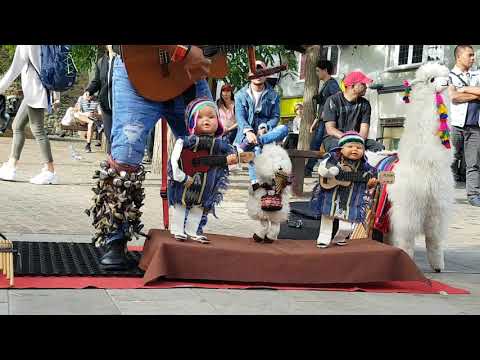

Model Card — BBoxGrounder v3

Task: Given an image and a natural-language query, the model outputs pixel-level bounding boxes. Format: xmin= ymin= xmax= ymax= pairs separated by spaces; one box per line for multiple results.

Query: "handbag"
xmin=61 ymin=107 xmax=75 ymax=126
xmin=261 ymin=193 xmax=283 ymax=212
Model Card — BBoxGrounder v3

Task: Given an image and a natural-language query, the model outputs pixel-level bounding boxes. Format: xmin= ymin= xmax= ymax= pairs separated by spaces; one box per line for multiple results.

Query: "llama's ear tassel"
xmin=438 ymin=122 xmax=449 ymax=132
xmin=402 ymin=80 xmax=412 ymax=103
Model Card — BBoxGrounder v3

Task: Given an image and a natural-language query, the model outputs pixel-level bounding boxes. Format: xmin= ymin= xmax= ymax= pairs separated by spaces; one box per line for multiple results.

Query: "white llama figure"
xmin=386 ymin=63 xmax=454 ymax=272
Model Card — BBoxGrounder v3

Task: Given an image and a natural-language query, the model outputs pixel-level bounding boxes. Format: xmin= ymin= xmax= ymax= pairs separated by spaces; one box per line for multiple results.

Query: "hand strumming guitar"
xmin=367 ymin=177 xmax=378 ymax=189
xmin=184 ymin=46 xmax=212 ymax=82
xmin=157 ymin=45 xmax=211 ymax=81
xmin=318 ymin=160 xmax=339 ymax=178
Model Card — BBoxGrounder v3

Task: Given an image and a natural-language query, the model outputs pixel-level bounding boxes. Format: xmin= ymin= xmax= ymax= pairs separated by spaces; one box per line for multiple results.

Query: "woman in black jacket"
xmin=83 ymin=45 xmax=116 ymax=154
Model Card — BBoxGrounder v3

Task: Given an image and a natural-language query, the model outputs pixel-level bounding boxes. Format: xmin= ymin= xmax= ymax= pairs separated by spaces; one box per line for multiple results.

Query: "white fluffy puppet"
xmin=247 ymin=144 xmax=292 ymax=243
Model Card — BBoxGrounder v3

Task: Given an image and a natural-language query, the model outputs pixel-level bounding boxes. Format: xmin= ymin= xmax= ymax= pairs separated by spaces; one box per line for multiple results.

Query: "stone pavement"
xmin=0 ymin=137 xmax=479 ymax=315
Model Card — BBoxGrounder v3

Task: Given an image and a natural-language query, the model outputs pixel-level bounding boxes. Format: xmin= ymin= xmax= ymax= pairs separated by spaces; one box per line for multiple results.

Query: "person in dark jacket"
xmin=83 ymin=45 xmax=116 ymax=154
xmin=304 ymin=60 xmax=340 ymax=177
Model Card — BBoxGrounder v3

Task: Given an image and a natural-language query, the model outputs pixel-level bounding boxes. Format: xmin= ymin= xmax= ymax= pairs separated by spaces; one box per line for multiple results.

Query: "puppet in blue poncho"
xmin=168 ymin=97 xmax=252 ymax=244
xmin=311 ymin=131 xmax=378 ymax=248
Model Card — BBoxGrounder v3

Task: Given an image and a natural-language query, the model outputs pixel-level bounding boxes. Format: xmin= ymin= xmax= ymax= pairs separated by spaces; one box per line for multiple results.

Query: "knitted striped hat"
xmin=338 ymin=131 xmax=365 ymax=147
xmin=185 ymin=97 xmax=224 ymax=137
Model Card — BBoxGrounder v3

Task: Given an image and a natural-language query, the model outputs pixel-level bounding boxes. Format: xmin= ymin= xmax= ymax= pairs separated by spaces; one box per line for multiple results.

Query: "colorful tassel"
xmin=402 ymin=81 xmax=451 ymax=149
xmin=435 ymin=93 xmax=451 ymax=149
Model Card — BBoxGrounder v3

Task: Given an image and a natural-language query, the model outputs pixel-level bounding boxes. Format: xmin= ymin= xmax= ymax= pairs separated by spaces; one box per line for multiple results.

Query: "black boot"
xmin=253 ymin=233 xmax=264 ymax=243
xmin=263 ymin=236 xmax=274 ymax=244
xmin=100 ymin=241 xmax=130 ymax=270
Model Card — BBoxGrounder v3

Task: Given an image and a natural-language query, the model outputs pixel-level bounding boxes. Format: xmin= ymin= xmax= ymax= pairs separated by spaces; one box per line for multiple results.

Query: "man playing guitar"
xmin=89 ymin=45 xmax=213 ymax=270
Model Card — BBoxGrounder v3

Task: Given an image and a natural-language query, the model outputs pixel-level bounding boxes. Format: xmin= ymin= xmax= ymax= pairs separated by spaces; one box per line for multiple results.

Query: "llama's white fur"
xmin=377 ymin=63 xmax=454 ymax=272
xmin=247 ymin=144 xmax=292 ymax=240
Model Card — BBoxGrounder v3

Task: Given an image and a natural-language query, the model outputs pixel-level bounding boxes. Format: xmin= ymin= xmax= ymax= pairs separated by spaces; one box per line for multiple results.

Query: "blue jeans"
xmin=245 ymin=125 xmax=289 ymax=183
xmin=107 ymin=57 xmax=212 ymax=244
xmin=110 ymin=57 xmax=212 ymax=167
xmin=305 ymin=122 xmax=325 ymax=174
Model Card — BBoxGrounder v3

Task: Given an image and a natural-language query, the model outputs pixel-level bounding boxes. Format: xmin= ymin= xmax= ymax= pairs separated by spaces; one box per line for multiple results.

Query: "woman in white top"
xmin=283 ymin=102 xmax=303 ymax=149
xmin=216 ymin=83 xmax=237 ymax=144
xmin=0 ymin=45 xmax=60 ymax=184
xmin=291 ymin=102 xmax=303 ymax=134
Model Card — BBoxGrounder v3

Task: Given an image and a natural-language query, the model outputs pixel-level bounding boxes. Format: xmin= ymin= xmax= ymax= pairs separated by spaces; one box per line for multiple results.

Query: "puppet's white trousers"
xmin=316 ymin=216 xmax=353 ymax=247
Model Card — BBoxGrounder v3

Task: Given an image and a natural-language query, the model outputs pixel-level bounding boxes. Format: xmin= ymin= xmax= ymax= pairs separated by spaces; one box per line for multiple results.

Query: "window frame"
xmin=384 ymin=45 xmax=445 ymax=72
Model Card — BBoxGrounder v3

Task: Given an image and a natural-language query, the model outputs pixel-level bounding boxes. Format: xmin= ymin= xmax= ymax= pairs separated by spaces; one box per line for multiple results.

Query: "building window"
xmin=398 ymin=45 xmax=409 ymax=65
xmin=397 ymin=45 xmax=424 ymax=66
xmin=297 ymin=45 xmax=340 ymax=81
xmin=385 ymin=45 xmax=444 ymax=71
xmin=412 ymin=45 xmax=424 ymax=63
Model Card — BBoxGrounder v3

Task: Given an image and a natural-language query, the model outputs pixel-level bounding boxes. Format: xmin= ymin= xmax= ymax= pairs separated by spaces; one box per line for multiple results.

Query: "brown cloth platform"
xmin=139 ymin=230 xmax=427 ymax=286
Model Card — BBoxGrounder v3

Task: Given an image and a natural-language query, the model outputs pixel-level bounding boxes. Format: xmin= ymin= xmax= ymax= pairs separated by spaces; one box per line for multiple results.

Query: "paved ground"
xmin=0 ymin=137 xmax=479 ymax=315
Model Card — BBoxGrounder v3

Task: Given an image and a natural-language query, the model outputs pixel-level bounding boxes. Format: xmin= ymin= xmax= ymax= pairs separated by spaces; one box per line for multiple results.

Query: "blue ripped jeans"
xmin=244 ymin=125 xmax=289 ymax=183
xmin=107 ymin=57 xmax=212 ymax=244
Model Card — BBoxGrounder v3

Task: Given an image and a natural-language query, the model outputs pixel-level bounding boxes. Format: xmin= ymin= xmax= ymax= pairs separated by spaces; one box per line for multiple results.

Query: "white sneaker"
xmin=29 ymin=169 xmax=58 ymax=185
xmin=0 ymin=163 xmax=16 ymax=181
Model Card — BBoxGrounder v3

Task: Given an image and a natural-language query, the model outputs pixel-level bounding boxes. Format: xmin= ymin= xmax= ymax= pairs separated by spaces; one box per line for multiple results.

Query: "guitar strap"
xmin=160 ymin=120 xmax=169 ymax=230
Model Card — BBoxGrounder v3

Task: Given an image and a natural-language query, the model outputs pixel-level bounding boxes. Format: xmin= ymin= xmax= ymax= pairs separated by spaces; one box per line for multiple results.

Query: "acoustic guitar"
xmin=181 ymin=149 xmax=254 ymax=177
xmin=121 ymin=45 xmax=245 ymax=102
xmin=319 ymin=163 xmax=395 ymax=190
xmin=319 ymin=163 xmax=359 ymax=190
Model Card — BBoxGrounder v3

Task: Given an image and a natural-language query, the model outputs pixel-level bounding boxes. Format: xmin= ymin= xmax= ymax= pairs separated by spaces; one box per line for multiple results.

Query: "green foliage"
xmin=0 ymin=45 xmax=17 ymax=73
xmin=224 ymin=45 xmax=298 ymax=91
xmin=2 ymin=45 xmax=16 ymax=58
xmin=71 ymin=45 xmax=100 ymax=73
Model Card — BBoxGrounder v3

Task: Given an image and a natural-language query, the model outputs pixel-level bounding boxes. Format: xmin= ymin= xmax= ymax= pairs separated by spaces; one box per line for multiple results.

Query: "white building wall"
xmin=279 ymin=45 xmax=480 ymax=141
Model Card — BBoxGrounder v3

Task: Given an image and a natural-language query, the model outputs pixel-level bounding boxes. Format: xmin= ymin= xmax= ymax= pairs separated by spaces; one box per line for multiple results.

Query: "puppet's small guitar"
xmin=181 ymin=150 xmax=254 ymax=177
xmin=319 ymin=164 xmax=395 ymax=190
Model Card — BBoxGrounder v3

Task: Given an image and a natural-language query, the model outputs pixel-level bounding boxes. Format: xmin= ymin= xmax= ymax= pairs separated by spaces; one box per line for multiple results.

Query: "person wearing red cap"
xmin=322 ymin=70 xmax=384 ymax=153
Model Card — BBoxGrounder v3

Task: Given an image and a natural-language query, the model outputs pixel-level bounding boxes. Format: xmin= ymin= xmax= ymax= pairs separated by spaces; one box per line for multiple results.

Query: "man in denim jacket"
xmin=234 ymin=61 xmax=288 ymax=186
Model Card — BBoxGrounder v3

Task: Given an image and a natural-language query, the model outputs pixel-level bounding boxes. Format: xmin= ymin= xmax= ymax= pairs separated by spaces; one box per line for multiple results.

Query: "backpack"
xmin=38 ymin=45 xmax=77 ymax=92
xmin=0 ymin=95 xmax=10 ymax=133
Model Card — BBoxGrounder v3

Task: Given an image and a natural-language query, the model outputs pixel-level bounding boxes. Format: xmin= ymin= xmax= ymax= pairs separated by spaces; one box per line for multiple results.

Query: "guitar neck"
xmin=157 ymin=45 xmax=245 ymax=65
xmin=337 ymin=171 xmax=372 ymax=183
